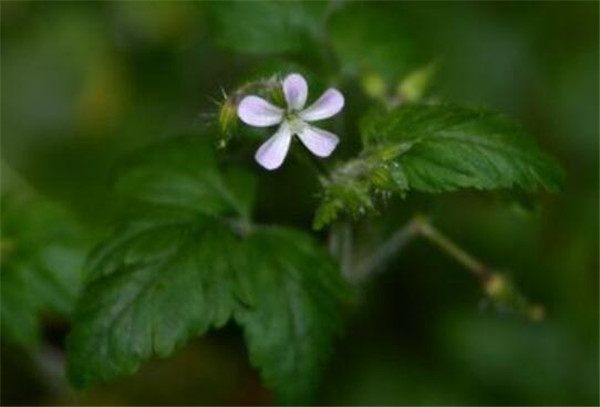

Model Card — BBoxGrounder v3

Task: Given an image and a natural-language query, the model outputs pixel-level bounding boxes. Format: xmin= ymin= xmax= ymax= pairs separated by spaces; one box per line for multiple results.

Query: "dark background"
xmin=1 ymin=1 xmax=598 ymax=405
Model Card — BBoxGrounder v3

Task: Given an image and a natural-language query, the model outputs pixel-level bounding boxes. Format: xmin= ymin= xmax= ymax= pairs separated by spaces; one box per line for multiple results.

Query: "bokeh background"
xmin=1 ymin=1 xmax=598 ymax=405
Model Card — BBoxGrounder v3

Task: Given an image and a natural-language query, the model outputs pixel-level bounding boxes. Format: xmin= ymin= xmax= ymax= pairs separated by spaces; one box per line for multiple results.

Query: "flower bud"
xmin=397 ymin=63 xmax=436 ymax=103
xmin=217 ymin=96 xmax=238 ymax=147
xmin=484 ymin=273 xmax=507 ymax=299
xmin=361 ymin=71 xmax=387 ymax=100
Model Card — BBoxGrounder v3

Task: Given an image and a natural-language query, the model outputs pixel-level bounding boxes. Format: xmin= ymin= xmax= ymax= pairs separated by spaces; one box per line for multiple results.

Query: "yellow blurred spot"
xmin=484 ymin=273 xmax=507 ymax=298
xmin=361 ymin=71 xmax=387 ymax=99
xmin=528 ymin=304 xmax=546 ymax=322
xmin=398 ymin=63 xmax=437 ymax=103
xmin=74 ymin=55 xmax=129 ymax=136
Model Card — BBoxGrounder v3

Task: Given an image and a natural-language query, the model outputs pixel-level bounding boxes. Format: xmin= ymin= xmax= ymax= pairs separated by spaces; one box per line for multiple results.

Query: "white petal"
xmin=255 ymin=123 xmax=293 ymax=170
xmin=237 ymin=95 xmax=284 ymax=127
xmin=283 ymin=73 xmax=308 ymax=110
xmin=297 ymin=125 xmax=340 ymax=158
xmin=299 ymin=88 xmax=345 ymax=122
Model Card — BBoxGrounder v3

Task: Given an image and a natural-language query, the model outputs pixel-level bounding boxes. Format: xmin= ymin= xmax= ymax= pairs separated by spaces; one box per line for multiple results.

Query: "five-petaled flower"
xmin=237 ymin=73 xmax=345 ymax=170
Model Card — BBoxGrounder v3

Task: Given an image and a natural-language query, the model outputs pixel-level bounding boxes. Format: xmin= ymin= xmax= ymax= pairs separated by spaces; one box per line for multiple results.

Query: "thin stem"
xmin=354 ymin=219 xmax=421 ymax=281
xmin=336 ymin=222 xmax=354 ymax=281
xmin=413 ymin=216 xmax=491 ymax=282
xmin=352 ymin=214 xmax=542 ymax=321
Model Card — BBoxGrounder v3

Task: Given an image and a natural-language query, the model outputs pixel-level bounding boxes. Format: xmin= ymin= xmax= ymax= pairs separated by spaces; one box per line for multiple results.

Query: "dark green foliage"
xmin=1 ymin=192 xmax=88 ymax=347
xmin=314 ymin=105 xmax=563 ymax=228
xmin=328 ymin=3 xmax=418 ymax=81
xmin=67 ymin=137 xmax=351 ymax=403
xmin=114 ymin=135 xmax=256 ymax=220
xmin=236 ymin=228 xmax=351 ymax=403
xmin=207 ymin=1 xmax=327 ymax=54
xmin=362 ymin=105 xmax=564 ymax=193
xmin=67 ymin=215 xmax=246 ymax=386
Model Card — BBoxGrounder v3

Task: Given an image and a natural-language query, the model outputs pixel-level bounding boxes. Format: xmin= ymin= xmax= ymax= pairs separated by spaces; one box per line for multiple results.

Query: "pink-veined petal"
xmin=299 ymin=88 xmax=345 ymax=122
xmin=255 ymin=123 xmax=293 ymax=170
xmin=283 ymin=73 xmax=308 ymax=110
xmin=297 ymin=125 xmax=340 ymax=158
xmin=237 ymin=95 xmax=284 ymax=127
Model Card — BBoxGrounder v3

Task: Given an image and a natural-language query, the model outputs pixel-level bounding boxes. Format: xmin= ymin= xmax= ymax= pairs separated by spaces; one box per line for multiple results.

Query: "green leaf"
xmin=68 ymin=136 xmax=350 ymax=403
xmin=67 ymin=215 xmax=247 ymax=386
xmin=206 ymin=1 xmax=326 ymax=54
xmin=1 ymin=192 xmax=88 ymax=348
xmin=68 ymin=136 xmax=256 ymax=385
xmin=362 ymin=105 xmax=564 ymax=193
xmin=314 ymin=105 xmax=563 ymax=229
xmin=328 ymin=3 xmax=417 ymax=82
xmin=115 ymin=135 xmax=256 ymax=220
xmin=236 ymin=228 xmax=352 ymax=404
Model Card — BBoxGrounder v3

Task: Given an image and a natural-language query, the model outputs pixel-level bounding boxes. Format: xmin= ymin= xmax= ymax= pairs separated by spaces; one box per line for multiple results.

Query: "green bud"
xmin=484 ymin=272 xmax=544 ymax=321
xmin=217 ymin=97 xmax=238 ymax=147
xmin=361 ymin=71 xmax=387 ymax=100
xmin=269 ymin=83 xmax=286 ymax=107
xmin=398 ymin=63 xmax=436 ymax=103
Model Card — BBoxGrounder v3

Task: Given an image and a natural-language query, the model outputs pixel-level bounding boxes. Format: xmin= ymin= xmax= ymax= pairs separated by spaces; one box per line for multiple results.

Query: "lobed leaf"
xmin=67 ymin=216 xmax=247 ymax=386
xmin=236 ymin=228 xmax=351 ymax=404
xmin=67 ymin=136 xmax=351 ymax=403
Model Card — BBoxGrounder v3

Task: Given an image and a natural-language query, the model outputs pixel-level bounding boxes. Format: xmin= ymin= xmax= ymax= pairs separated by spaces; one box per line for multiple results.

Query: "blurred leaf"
xmin=440 ymin=315 xmax=599 ymax=405
xmin=236 ymin=228 xmax=352 ymax=404
xmin=115 ymin=135 xmax=256 ymax=221
xmin=328 ymin=3 xmax=417 ymax=81
xmin=362 ymin=105 xmax=564 ymax=193
xmin=68 ymin=136 xmax=350 ymax=403
xmin=207 ymin=1 xmax=326 ymax=54
xmin=1 ymin=189 xmax=88 ymax=348
xmin=398 ymin=62 xmax=437 ymax=103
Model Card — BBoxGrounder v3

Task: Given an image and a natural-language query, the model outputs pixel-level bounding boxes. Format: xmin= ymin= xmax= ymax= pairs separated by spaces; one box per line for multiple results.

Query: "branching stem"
xmin=353 ymin=214 xmax=543 ymax=321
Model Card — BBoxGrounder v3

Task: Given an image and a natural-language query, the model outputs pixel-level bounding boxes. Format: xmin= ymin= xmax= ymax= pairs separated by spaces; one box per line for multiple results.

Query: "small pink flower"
xmin=237 ymin=73 xmax=345 ymax=170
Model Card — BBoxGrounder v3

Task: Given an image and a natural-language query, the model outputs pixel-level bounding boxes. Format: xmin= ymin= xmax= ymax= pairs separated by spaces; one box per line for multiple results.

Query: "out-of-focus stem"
xmin=412 ymin=215 xmax=491 ymax=282
xmin=354 ymin=214 xmax=544 ymax=321
xmin=354 ymin=219 xmax=420 ymax=281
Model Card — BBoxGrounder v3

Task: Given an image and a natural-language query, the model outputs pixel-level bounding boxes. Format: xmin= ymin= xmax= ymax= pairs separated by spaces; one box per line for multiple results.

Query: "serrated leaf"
xmin=68 ymin=136 xmax=256 ymax=385
xmin=206 ymin=1 xmax=326 ymax=54
xmin=363 ymin=105 xmax=564 ymax=193
xmin=67 ymin=136 xmax=350 ymax=403
xmin=314 ymin=105 xmax=563 ymax=229
xmin=236 ymin=228 xmax=352 ymax=404
xmin=67 ymin=216 xmax=247 ymax=386
xmin=1 ymin=192 xmax=88 ymax=348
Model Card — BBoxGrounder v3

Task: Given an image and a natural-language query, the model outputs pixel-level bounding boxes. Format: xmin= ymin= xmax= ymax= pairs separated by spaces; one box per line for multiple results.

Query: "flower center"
xmin=284 ymin=110 xmax=305 ymax=133
xmin=284 ymin=109 xmax=299 ymax=121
